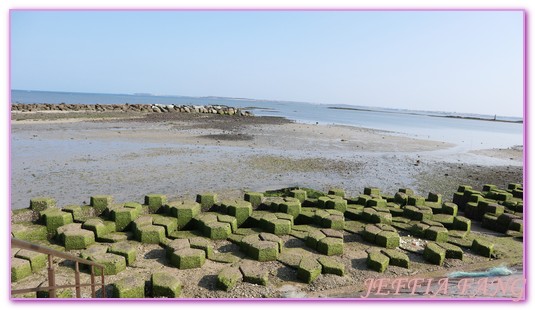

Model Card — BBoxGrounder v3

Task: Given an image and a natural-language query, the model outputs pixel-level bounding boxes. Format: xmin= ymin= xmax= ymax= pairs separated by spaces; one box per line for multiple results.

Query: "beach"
xmin=10 ymin=109 xmax=524 ymax=299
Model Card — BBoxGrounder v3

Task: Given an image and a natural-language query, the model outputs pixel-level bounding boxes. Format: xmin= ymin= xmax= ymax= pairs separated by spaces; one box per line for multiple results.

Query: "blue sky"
xmin=10 ymin=10 xmax=524 ymax=116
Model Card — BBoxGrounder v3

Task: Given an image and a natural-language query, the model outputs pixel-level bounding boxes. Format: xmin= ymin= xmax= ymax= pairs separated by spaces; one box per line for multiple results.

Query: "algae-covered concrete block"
xmin=364 ymin=187 xmax=381 ymax=196
xmin=111 ymin=207 xmax=139 ymax=232
xmin=151 ymin=214 xmax=178 ymax=235
xmin=432 ymin=214 xmax=454 ymax=228
xmin=169 ymin=201 xmax=201 ymax=230
xmin=30 ymin=197 xmax=56 ymax=211
xmin=11 ymin=223 xmax=48 ymax=242
xmin=204 ymin=221 xmax=232 ymax=240
xmin=45 ymin=210 xmax=74 ymax=234
xmin=123 ymin=201 xmax=143 ymax=213
xmin=289 ymin=189 xmax=307 ymax=203
xmin=196 ymin=193 xmax=218 ymax=211
xmin=306 ymin=230 xmax=327 ymax=249
xmin=90 ymin=195 xmax=113 ymax=216
xmin=189 ymin=237 xmax=214 ymax=258
xmin=226 ymin=200 xmax=253 ymax=226
xmin=217 ymin=214 xmax=238 ymax=233
xmin=261 ymin=217 xmax=292 ymax=236
xmin=380 ymin=249 xmax=410 ymax=268
xmin=423 ymin=242 xmax=446 ymax=266
xmin=325 ymin=198 xmax=348 ymax=213
xmin=244 ymin=192 xmax=264 ymax=208
xmin=486 ymin=203 xmax=505 ymax=216
xmin=441 ymin=202 xmax=458 ymax=216
xmin=361 ymin=224 xmax=381 ymax=243
xmin=239 ymin=262 xmax=269 ymax=285
xmin=279 ymin=200 xmax=302 ymax=219
xmin=63 ymin=229 xmax=95 ymax=250
xmin=297 ymin=257 xmax=322 ymax=283
xmin=91 ymin=253 xmax=127 ymax=276
xmin=509 ymin=219 xmax=523 ymax=232
xmin=132 ymin=215 xmax=153 ymax=239
xmin=152 ymin=272 xmax=182 ymax=298
xmin=112 ymin=276 xmax=145 ymax=298
xmin=82 ymin=218 xmax=109 ymax=239
xmin=144 ymin=194 xmax=167 ymax=213
xmin=375 ymin=230 xmax=400 ymax=249
xmin=453 ymin=216 xmax=471 ymax=232
xmin=249 ymin=240 xmax=279 ymax=261
xmin=437 ymin=242 xmax=463 ymax=260
xmin=471 ymin=239 xmax=494 ymax=258
xmin=108 ymin=241 xmax=137 ymax=266
xmin=367 ymin=251 xmax=389 ymax=273
xmin=403 ymin=205 xmax=433 ymax=221
xmin=394 ymin=192 xmax=409 ymax=206
xmin=138 ymin=225 xmax=165 ymax=244
xmin=11 ymin=257 xmax=32 ymax=282
xmin=169 ymin=248 xmax=206 ymax=269
xmin=80 ymin=244 xmax=109 ymax=261
xmin=15 ymin=250 xmax=47 ymax=272
xmin=62 ymin=205 xmax=83 ymax=222
xmin=425 ymin=226 xmax=449 ymax=243
xmin=217 ymin=267 xmax=243 ymax=291
xmin=410 ymin=222 xmax=430 ymax=238
xmin=408 ymin=195 xmax=425 ymax=207
xmin=317 ymin=256 xmax=345 ymax=276
xmin=317 ymin=237 xmax=344 ymax=256
xmin=321 ymin=214 xmax=345 ymax=230
xmin=166 ymin=238 xmax=190 ymax=257
xmin=328 ymin=188 xmax=346 ymax=198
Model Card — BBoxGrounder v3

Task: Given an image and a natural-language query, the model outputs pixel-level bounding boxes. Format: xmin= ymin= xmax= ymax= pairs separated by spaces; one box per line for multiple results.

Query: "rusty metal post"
xmin=101 ymin=268 xmax=106 ymax=298
xmin=90 ymin=265 xmax=96 ymax=298
xmin=47 ymin=255 xmax=56 ymax=298
xmin=74 ymin=262 xmax=81 ymax=298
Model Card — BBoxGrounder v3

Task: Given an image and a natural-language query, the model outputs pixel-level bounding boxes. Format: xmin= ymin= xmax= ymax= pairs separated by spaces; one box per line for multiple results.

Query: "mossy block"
xmin=496 ymin=192 xmax=513 ymax=202
xmin=448 ymin=236 xmax=473 ymax=248
xmin=403 ymin=205 xmax=433 ymax=221
xmin=279 ymin=200 xmax=302 ymax=219
xmin=394 ymin=192 xmax=409 ymax=206
xmin=375 ymin=230 xmax=400 ymax=249
xmin=317 ymin=256 xmax=345 ymax=276
xmin=166 ymin=238 xmax=191 ymax=256
xmin=80 ymin=244 xmax=109 ymax=260
xmin=259 ymin=232 xmax=283 ymax=252
xmin=244 ymin=192 xmax=264 ymax=208
xmin=217 ymin=267 xmax=243 ymax=291
xmin=366 ymin=198 xmax=387 ymax=208
xmin=441 ymin=202 xmax=458 ymax=216
xmin=482 ymin=213 xmax=499 ymax=230
xmin=108 ymin=241 xmax=137 ymax=265
xmin=226 ymin=201 xmax=253 ymax=226
xmin=408 ymin=195 xmax=426 ymax=207
xmin=277 ymin=251 xmax=304 ymax=268
xmin=448 ymin=230 xmax=469 ymax=239
xmin=328 ymin=188 xmax=346 ymax=197
xmin=14 ymin=250 xmax=47 ymax=272
xmin=11 ymin=258 xmax=32 ymax=282
xmin=297 ymin=257 xmax=322 ymax=283
xmin=45 ymin=210 xmax=74 ymax=234
xmin=144 ymin=194 xmax=167 ymax=213
xmin=204 ymin=221 xmax=232 ymax=240
xmin=432 ymin=214 xmax=454 ymax=228
xmin=427 ymin=192 xmax=442 ymax=204
xmin=425 ymin=202 xmax=443 ymax=214
xmin=505 ymin=230 xmax=523 ymax=238
xmin=289 ymin=189 xmax=307 ymax=203
xmin=132 ymin=215 xmax=153 ymax=236
xmin=436 ymin=242 xmax=463 ymax=260
xmin=317 ymin=237 xmax=344 ymax=256
xmin=62 ymin=205 xmax=83 ymax=221
xmin=209 ymin=252 xmax=241 ymax=264
xmin=369 ymin=211 xmax=392 ymax=225
xmin=325 ymin=198 xmax=347 ymax=212
xmin=452 ymin=192 xmax=465 ymax=210
xmin=55 ymin=223 xmax=82 ymax=241
xmin=364 ymin=187 xmax=381 ymax=196
xmin=11 ymin=223 xmax=48 ymax=242
xmin=138 ymin=225 xmax=165 ymax=244
xmin=321 ymin=214 xmax=345 ymax=230
xmin=249 ymin=241 xmax=279 ymax=261
xmin=151 ymin=214 xmax=178 ymax=236
xmin=123 ymin=201 xmax=143 ymax=213
xmin=152 ymin=272 xmax=182 ymax=298
xmin=380 ymin=249 xmax=410 ymax=268
xmin=112 ymin=276 xmax=145 ymax=298
xmin=512 ymin=189 xmax=523 ymax=199
xmin=169 ymin=201 xmax=201 ymax=230
xmin=453 ymin=216 xmax=471 ymax=232
xmin=471 ymin=239 xmax=494 ymax=258
xmin=30 ymin=197 xmax=56 ymax=211
xmin=486 ymin=203 xmax=505 ymax=216
xmin=262 ymin=218 xmax=292 ymax=236
xmin=423 ymin=242 xmax=446 ymax=266
xmin=316 ymin=196 xmax=331 ymax=208
xmin=189 ymin=237 xmax=214 ymax=258
xmin=169 ymin=248 xmax=206 ymax=269
xmin=196 ymin=193 xmax=218 ymax=211
xmin=63 ymin=229 xmax=95 ymax=250
xmin=410 ymin=223 xmax=430 ymax=238
xmin=366 ymin=251 xmax=389 ymax=273
xmin=240 ymin=262 xmax=269 ymax=285
xmin=90 ymin=195 xmax=113 ymax=216
xmin=398 ymin=188 xmax=415 ymax=195
xmin=99 ymin=232 xmax=131 ymax=243
xmin=306 ymin=230 xmax=327 ymax=249
xmin=217 ymin=214 xmax=238 ymax=233
xmin=82 ymin=218 xmax=109 ymax=239
xmin=497 ymin=213 xmax=521 ymax=228
xmin=425 ymin=226 xmax=449 ymax=243
xmin=509 ymin=219 xmax=523 ymax=232
xmin=361 ymin=224 xmax=382 ymax=243
xmin=91 ymin=253 xmax=127 ymax=276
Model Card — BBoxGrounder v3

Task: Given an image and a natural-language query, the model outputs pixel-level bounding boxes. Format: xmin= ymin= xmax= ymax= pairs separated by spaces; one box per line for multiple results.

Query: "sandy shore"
xmin=10 ymin=111 xmax=524 ymax=299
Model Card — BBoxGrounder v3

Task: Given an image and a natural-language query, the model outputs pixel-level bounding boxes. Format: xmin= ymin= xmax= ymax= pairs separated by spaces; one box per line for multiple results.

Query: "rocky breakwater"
xmin=11 ymin=103 xmax=253 ymax=116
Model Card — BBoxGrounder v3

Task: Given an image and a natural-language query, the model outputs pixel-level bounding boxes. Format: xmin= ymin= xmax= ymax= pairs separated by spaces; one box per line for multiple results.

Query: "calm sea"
xmin=11 ymin=90 xmax=523 ymax=151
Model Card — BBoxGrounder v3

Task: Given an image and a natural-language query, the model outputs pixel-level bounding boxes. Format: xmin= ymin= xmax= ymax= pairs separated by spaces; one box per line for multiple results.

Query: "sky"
xmin=10 ymin=10 xmax=524 ymax=117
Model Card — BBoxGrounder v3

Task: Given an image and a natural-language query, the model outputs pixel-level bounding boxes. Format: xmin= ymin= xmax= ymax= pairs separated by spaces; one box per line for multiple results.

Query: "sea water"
xmin=11 ymin=90 xmax=523 ymax=150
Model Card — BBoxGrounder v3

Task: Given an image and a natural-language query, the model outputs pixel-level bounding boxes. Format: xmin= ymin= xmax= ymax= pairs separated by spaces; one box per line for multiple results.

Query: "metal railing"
xmin=11 ymin=238 xmax=106 ymax=298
